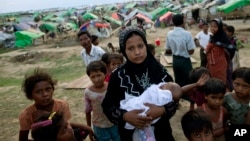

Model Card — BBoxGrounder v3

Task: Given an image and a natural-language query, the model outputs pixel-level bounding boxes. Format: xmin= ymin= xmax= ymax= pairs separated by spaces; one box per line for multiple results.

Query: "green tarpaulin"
xmin=150 ymin=7 xmax=169 ymax=20
xmin=82 ymin=13 xmax=99 ymax=20
xmin=39 ymin=22 xmax=57 ymax=32
xmin=15 ymin=31 xmax=44 ymax=48
xmin=125 ymin=3 xmax=137 ymax=9
xmin=217 ymin=0 xmax=250 ymax=14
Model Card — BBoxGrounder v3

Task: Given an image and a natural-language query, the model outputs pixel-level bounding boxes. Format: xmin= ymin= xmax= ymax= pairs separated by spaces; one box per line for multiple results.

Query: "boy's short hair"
xmin=77 ymin=30 xmax=91 ymax=39
xmin=172 ymin=14 xmax=184 ymax=26
xmin=22 ymin=68 xmax=57 ymax=100
xmin=181 ymin=109 xmax=213 ymax=139
xmin=203 ymin=78 xmax=226 ymax=95
xmin=226 ymin=25 xmax=235 ymax=35
xmin=86 ymin=60 xmax=107 ymax=76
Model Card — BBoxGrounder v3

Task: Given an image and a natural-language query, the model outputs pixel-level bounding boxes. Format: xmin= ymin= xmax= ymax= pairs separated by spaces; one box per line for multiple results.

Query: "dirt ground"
xmin=1 ymin=19 xmax=250 ymax=141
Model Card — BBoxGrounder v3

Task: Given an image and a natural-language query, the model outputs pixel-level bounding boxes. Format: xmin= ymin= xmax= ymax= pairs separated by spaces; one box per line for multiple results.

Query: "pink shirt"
xmin=84 ymin=88 xmax=113 ymax=128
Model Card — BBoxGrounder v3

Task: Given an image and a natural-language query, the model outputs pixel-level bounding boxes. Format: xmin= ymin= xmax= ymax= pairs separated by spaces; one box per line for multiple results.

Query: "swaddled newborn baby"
xmin=120 ymin=82 xmax=182 ymax=129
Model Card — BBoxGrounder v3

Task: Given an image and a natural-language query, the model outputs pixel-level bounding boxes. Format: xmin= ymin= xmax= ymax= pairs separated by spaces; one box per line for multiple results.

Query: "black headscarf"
xmin=210 ymin=18 xmax=235 ymax=58
xmin=210 ymin=18 xmax=231 ymax=44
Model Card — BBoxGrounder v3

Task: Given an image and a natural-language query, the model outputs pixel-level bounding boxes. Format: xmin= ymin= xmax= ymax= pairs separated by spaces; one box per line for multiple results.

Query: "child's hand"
xmin=197 ymin=74 xmax=210 ymax=87
xmin=123 ymin=109 xmax=152 ymax=129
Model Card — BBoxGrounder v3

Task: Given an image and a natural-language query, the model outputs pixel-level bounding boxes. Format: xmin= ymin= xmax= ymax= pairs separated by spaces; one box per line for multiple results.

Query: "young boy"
xmin=194 ymin=21 xmax=211 ymax=67
xmin=84 ymin=60 xmax=120 ymax=141
xmin=181 ymin=109 xmax=214 ymax=141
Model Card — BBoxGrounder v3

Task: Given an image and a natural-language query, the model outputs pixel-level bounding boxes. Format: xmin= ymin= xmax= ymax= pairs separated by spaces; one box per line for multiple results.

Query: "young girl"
xmin=182 ymin=67 xmax=211 ymax=110
xmin=84 ymin=60 xmax=120 ymax=141
xmin=206 ymin=18 xmax=232 ymax=85
xmin=101 ymin=53 xmax=124 ymax=82
xmin=31 ymin=112 xmax=93 ymax=141
xmin=19 ymin=68 xmax=72 ymax=141
xmin=199 ymin=78 xmax=228 ymax=141
xmin=223 ymin=67 xmax=250 ymax=140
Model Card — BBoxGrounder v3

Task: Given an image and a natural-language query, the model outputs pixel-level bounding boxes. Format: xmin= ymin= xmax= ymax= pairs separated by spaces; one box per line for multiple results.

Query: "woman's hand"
xmin=144 ymin=103 xmax=165 ymax=120
xmin=123 ymin=109 xmax=152 ymax=129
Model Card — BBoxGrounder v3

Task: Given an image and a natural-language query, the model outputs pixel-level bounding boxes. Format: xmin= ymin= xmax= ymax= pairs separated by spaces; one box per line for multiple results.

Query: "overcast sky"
xmin=0 ymin=0 xmax=132 ymax=13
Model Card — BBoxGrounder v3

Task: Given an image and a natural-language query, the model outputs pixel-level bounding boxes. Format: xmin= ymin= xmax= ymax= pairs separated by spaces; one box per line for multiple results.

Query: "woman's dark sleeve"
xmin=162 ymin=70 xmax=177 ymax=119
xmin=163 ymin=101 xmax=178 ymax=119
xmin=102 ymin=70 xmax=127 ymax=126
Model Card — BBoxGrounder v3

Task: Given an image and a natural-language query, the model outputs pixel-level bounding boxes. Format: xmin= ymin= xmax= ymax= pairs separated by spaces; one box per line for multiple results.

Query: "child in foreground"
xmin=198 ymin=78 xmax=228 ymax=141
xmin=182 ymin=67 xmax=211 ymax=110
xmin=19 ymin=68 xmax=72 ymax=141
xmin=181 ymin=109 xmax=214 ymax=141
xmin=31 ymin=112 xmax=93 ymax=141
xmin=223 ymin=67 xmax=250 ymax=141
xmin=84 ymin=60 xmax=120 ymax=141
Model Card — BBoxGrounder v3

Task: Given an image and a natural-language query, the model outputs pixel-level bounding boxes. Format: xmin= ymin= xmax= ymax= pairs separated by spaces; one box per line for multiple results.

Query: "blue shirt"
xmin=166 ymin=27 xmax=196 ymax=58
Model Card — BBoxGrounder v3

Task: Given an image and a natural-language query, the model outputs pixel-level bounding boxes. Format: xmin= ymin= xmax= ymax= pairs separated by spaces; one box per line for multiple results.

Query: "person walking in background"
xmin=19 ymin=68 xmax=72 ymax=141
xmin=102 ymin=26 xmax=176 ymax=141
xmin=165 ymin=14 xmax=196 ymax=108
xmin=198 ymin=78 xmax=228 ymax=141
xmin=84 ymin=61 xmax=120 ymax=141
xmin=78 ymin=30 xmax=105 ymax=66
xmin=194 ymin=21 xmax=211 ymax=67
xmin=206 ymin=18 xmax=233 ymax=86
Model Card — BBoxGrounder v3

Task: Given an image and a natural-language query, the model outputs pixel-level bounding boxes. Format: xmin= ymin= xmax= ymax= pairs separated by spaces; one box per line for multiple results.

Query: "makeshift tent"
xmin=111 ymin=12 xmax=120 ymax=20
xmin=15 ymin=31 xmax=44 ymax=48
xmin=43 ymin=14 xmax=57 ymax=21
xmin=79 ymin=21 xmax=112 ymax=38
xmin=160 ymin=11 xmax=173 ymax=22
xmin=124 ymin=9 xmax=152 ymax=21
xmin=217 ymin=0 xmax=250 ymax=14
xmin=82 ymin=13 xmax=99 ymax=20
xmin=135 ymin=13 xmax=153 ymax=23
xmin=105 ymin=4 xmax=118 ymax=11
xmin=125 ymin=2 xmax=137 ymax=9
xmin=39 ymin=22 xmax=57 ymax=32
xmin=60 ymin=8 xmax=76 ymax=17
xmin=150 ymin=7 xmax=169 ymax=20
xmin=103 ymin=16 xmax=122 ymax=26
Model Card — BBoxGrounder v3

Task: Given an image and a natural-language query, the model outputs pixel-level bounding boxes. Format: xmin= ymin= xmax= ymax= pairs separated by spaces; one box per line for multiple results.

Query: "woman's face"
xmin=125 ymin=34 xmax=147 ymax=64
xmin=32 ymin=81 xmax=54 ymax=107
xmin=210 ymin=21 xmax=218 ymax=35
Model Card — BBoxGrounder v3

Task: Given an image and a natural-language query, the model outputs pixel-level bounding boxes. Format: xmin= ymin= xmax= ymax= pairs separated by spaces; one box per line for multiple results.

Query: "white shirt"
xmin=120 ymin=82 xmax=173 ymax=129
xmin=195 ymin=31 xmax=211 ymax=49
xmin=166 ymin=27 xmax=196 ymax=58
xmin=81 ymin=44 xmax=106 ymax=66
